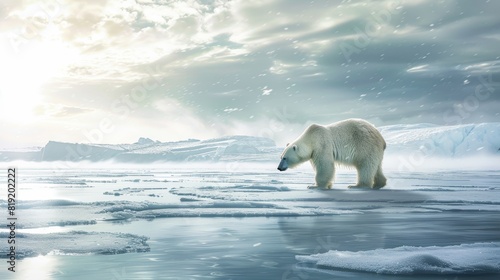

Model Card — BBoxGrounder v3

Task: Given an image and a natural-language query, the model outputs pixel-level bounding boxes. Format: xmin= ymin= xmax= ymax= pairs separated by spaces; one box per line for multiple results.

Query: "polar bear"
xmin=277 ymin=119 xmax=386 ymax=189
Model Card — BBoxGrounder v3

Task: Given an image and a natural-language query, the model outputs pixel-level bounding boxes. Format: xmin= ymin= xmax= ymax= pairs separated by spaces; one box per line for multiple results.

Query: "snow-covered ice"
xmin=296 ymin=243 xmax=500 ymax=274
xmin=0 ymin=159 xmax=499 ymax=279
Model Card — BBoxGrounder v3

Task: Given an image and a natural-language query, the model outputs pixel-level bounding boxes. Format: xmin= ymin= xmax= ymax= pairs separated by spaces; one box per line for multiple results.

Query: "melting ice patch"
xmin=296 ymin=243 xmax=500 ymax=275
xmin=0 ymin=231 xmax=149 ymax=259
xmin=97 ymin=200 xmax=357 ymax=219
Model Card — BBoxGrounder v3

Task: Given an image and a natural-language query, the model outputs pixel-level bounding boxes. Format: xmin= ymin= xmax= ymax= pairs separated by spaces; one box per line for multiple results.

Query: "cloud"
xmin=34 ymin=104 xmax=93 ymax=118
xmin=1 ymin=0 xmax=499 ymax=148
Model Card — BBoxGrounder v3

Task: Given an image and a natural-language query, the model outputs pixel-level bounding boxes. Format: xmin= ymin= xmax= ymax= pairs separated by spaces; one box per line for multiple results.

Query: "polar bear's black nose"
xmin=277 ymin=158 xmax=288 ymax=171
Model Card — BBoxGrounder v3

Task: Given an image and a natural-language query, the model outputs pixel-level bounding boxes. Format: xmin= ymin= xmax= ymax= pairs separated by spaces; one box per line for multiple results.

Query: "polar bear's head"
xmin=277 ymin=142 xmax=310 ymax=171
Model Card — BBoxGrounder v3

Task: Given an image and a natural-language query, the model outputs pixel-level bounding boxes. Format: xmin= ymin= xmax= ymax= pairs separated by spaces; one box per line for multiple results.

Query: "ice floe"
xmin=296 ymin=242 xmax=500 ymax=274
xmin=0 ymin=231 xmax=149 ymax=259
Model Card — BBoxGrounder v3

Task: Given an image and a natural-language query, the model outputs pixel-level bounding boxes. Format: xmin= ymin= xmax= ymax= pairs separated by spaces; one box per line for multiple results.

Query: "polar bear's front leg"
xmin=311 ymin=160 xmax=334 ymax=190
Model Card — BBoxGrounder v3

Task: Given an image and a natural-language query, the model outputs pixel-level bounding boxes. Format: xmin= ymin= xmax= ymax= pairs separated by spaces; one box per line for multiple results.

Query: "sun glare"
xmin=0 ymin=40 xmax=74 ymax=123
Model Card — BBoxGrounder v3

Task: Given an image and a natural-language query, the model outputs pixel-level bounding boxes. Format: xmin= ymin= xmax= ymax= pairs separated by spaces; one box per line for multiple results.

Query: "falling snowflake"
xmin=224 ymin=108 xmax=242 ymax=113
xmin=262 ymin=86 xmax=273 ymax=96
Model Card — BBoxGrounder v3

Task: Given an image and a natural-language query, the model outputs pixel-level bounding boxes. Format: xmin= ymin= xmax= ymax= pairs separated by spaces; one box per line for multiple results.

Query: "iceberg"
xmin=381 ymin=123 xmax=500 ymax=157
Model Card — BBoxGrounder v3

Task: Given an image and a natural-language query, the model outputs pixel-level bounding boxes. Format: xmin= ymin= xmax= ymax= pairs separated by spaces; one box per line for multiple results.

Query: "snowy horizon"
xmin=1 ymin=122 xmax=499 ymax=165
xmin=1 ymin=120 xmax=499 ymax=148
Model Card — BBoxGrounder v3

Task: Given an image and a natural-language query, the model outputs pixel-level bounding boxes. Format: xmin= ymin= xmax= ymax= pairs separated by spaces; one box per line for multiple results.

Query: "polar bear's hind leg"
xmin=349 ymin=162 xmax=377 ymax=188
xmin=373 ymin=164 xmax=386 ymax=189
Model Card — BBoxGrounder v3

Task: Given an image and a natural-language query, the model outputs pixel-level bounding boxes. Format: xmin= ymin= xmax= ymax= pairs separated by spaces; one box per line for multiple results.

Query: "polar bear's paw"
xmin=308 ymin=185 xmax=331 ymax=190
xmin=348 ymin=184 xmax=371 ymax=189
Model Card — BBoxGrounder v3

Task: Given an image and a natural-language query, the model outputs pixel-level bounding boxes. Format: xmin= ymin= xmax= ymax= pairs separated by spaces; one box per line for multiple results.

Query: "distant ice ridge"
xmin=0 ymin=123 xmax=498 ymax=162
xmin=0 ymin=135 xmax=280 ymax=162
xmin=381 ymin=122 xmax=500 ymax=157
xmin=296 ymin=242 xmax=500 ymax=275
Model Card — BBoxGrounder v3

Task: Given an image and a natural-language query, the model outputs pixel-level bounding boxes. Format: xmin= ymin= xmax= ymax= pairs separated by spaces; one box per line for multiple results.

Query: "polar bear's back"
xmin=325 ymin=119 xmax=385 ymax=164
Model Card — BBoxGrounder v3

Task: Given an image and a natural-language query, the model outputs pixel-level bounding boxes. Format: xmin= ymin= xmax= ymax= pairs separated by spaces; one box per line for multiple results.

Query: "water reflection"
xmin=17 ymin=255 xmax=61 ymax=280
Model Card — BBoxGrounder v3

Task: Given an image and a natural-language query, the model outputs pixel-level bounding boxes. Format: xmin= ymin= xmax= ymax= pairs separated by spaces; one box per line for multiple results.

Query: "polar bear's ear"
xmin=292 ymin=145 xmax=297 ymax=151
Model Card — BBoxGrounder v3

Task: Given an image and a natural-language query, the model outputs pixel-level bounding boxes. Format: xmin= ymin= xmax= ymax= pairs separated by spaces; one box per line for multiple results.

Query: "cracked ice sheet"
xmin=1 ymin=165 xmax=500 ymax=260
xmin=1 ymin=168 xmax=500 ymax=227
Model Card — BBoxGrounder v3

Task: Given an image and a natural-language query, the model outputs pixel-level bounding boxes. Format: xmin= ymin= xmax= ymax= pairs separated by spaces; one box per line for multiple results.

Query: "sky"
xmin=0 ymin=0 xmax=499 ymax=148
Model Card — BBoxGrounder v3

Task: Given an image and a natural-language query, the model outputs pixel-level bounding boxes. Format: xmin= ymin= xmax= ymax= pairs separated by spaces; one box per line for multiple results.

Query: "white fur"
xmin=279 ymin=118 xmax=387 ymax=189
